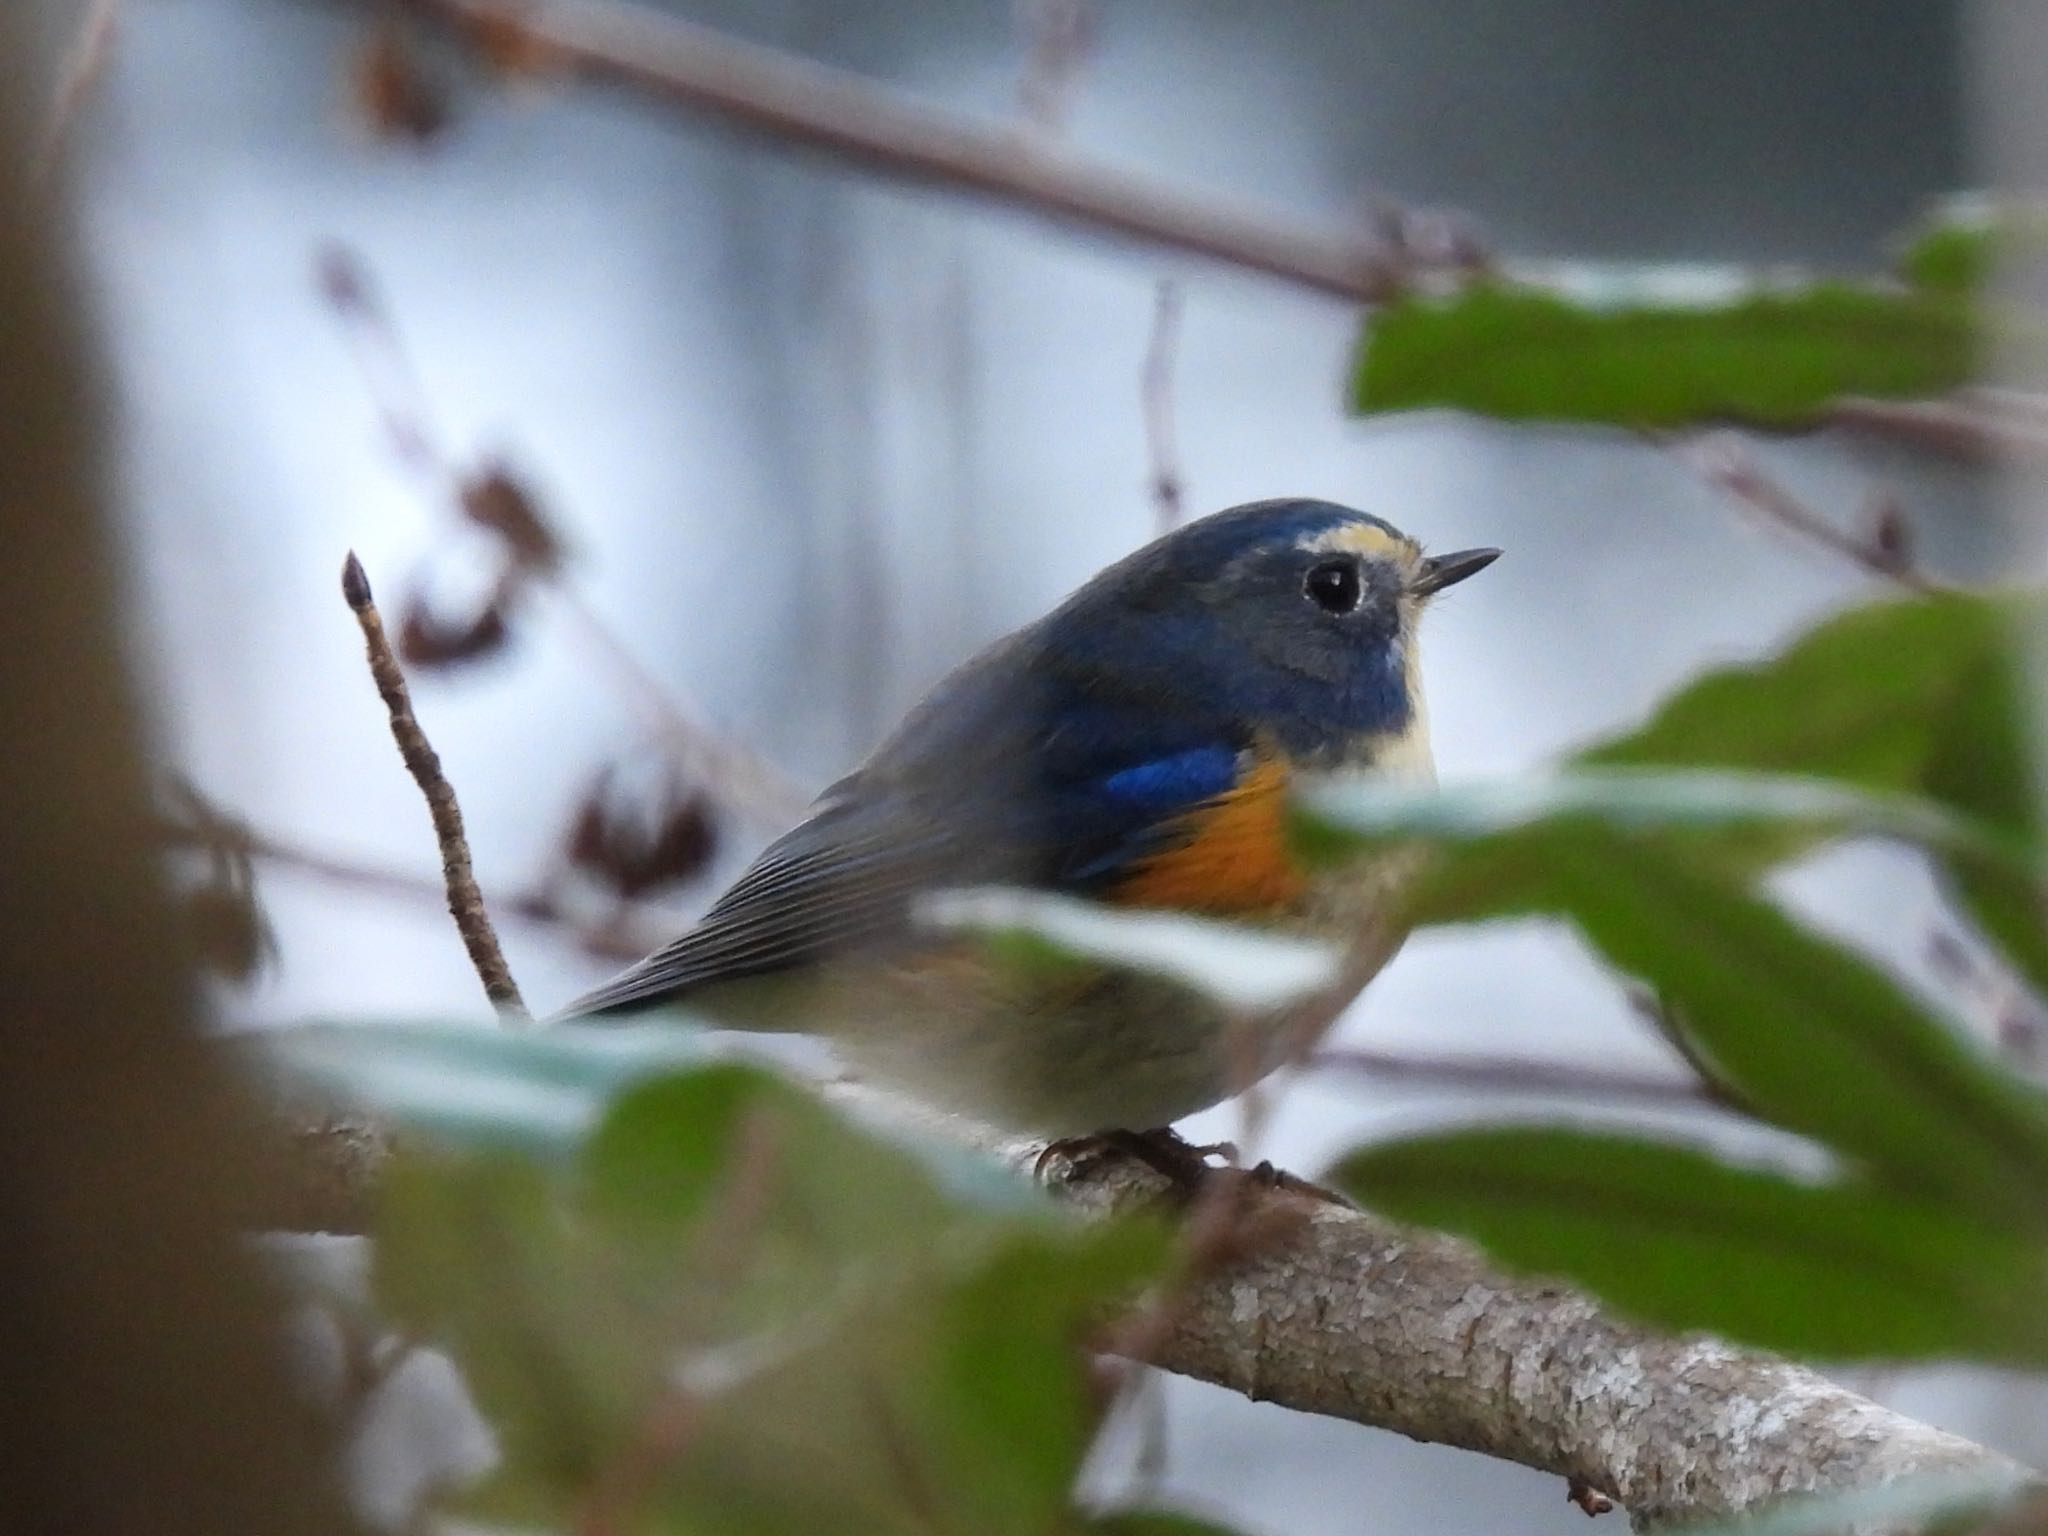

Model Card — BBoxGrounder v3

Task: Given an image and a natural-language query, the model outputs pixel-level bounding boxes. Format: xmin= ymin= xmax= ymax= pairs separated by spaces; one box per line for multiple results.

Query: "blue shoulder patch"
xmin=1097 ymin=746 xmax=1240 ymax=808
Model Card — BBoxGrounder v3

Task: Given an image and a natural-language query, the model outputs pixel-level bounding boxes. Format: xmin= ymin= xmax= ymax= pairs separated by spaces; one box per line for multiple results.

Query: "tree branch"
xmin=405 ymin=0 xmax=1417 ymax=304
xmin=255 ymin=1095 xmax=2027 ymax=1529
xmin=343 ymin=552 xmax=530 ymax=1018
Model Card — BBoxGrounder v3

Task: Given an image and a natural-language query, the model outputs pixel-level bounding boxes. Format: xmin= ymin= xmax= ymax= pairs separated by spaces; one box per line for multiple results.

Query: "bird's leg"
xmin=1035 ymin=1127 xmax=1217 ymax=1197
xmin=1034 ymin=1128 xmax=1355 ymax=1208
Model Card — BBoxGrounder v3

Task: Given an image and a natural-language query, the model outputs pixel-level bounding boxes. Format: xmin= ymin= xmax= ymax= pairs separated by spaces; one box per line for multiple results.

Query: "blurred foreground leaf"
xmin=367 ymin=1059 xmax=1171 ymax=1533
xmin=1899 ymin=196 xmax=2048 ymax=297
xmin=917 ymin=885 xmax=1339 ymax=1011
xmin=1923 ymin=650 xmax=2048 ymax=997
xmin=1580 ymin=593 xmax=2013 ymax=794
xmin=1336 ymin=1128 xmax=2048 ymax=1363
xmin=258 ymin=1019 xmax=716 ymax=1156
xmin=1351 ymin=282 xmax=1978 ymax=427
xmin=1351 ymin=817 xmax=2048 ymax=1222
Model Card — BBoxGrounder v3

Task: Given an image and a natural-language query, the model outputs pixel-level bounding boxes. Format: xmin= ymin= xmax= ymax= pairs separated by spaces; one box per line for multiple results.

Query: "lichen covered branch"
xmin=342 ymin=551 xmax=529 ymax=1018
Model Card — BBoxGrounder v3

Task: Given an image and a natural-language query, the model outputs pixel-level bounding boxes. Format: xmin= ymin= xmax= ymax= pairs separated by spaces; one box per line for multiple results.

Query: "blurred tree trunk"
xmin=0 ymin=23 xmax=353 ymax=1536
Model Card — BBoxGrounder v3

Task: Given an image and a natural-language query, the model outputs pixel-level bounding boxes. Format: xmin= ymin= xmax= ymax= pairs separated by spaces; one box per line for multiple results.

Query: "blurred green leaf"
xmin=579 ymin=1063 xmax=985 ymax=1334
xmin=1292 ymin=767 xmax=2023 ymax=878
xmin=1351 ymin=282 xmax=1978 ymax=427
xmin=1406 ymin=829 xmax=2048 ymax=1222
xmin=257 ymin=1018 xmax=717 ymax=1157
xmin=1581 ymin=593 xmax=2013 ymax=792
xmin=375 ymin=1153 xmax=658 ymax=1505
xmin=1335 ymin=1128 xmax=2048 ymax=1363
xmin=372 ymin=1062 xmax=1170 ymax=1534
xmin=1923 ymin=650 xmax=2048 ymax=997
xmin=646 ymin=1221 xmax=1169 ymax=1536
xmin=1899 ymin=197 xmax=2048 ymax=297
xmin=917 ymin=886 xmax=1339 ymax=1011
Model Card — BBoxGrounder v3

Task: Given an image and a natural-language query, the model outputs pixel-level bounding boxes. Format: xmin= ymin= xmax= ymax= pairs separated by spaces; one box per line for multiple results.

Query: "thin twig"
xmin=1821 ymin=394 xmax=2048 ymax=463
xmin=1676 ymin=432 xmax=1946 ymax=593
xmin=1140 ymin=279 xmax=1185 ymax=533
xmin=1309 ymin=1046 xmax=1723 ymax=1109
xmin=405 ymin=0 xmax=1417 ymax=304
xmin=32 ymin=0 xmax=121 ymax=184
xmin=342 ymin=551 xmax=530 ymax=1019
xmin=177 ymin=815 xmax=662 ymax=961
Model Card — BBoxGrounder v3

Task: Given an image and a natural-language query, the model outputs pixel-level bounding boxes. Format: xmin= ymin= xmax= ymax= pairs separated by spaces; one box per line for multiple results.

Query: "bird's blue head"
xmin=1040 ymin=498 xmax=1499 ymax=768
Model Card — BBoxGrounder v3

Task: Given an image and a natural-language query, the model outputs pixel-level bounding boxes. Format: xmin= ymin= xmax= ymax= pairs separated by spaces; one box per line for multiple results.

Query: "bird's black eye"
xmin=1303 ymin=557 xmax=1364 ymax=615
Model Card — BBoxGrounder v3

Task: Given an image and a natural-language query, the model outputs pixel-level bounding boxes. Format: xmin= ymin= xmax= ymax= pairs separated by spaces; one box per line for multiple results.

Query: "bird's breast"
xmin=1107 ymin=714 xmax=1435 ymax=925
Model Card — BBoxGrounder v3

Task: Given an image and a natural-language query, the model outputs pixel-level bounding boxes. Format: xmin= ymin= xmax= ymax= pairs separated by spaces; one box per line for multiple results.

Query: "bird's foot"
xmin=1034 ymin=1127 xmax=1222 ymax=1199
xmin=1034 ymin=1129 xmax=1353 ymax=1209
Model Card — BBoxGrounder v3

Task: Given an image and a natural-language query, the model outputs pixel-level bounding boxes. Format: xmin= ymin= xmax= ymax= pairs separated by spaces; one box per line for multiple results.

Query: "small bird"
xmin=560 ymin=499 xmax=1497 ymax=1144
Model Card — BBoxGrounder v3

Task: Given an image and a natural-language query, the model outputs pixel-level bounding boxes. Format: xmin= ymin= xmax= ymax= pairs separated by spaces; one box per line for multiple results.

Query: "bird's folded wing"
xmin=555 ymin=732 xmax=1248 ymax=1019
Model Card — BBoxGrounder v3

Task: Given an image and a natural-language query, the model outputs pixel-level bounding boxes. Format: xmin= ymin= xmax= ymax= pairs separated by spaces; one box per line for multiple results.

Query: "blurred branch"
xmin=318 ymin=242 xmax=810 ymax=828
xmin=259 ymin=1093 xmax=2026 ymax=1527
xmin=1141 ymin=278 xmax=1185 ymax=532
xmin=1308 ymin=1045 xmax=1722 ymax=1109
xmin=1823 ymin=393 xmax=2048 ymax=462
xmin=158 ymin=797 xmax=663 ymax=962
xmin=344 ymin=551 xmax=531 ymax=1018
xmin=1676 ymin=432 xmax=1947 ymax=593
xmin=404 ymin=0 xmax=1430 ymax=304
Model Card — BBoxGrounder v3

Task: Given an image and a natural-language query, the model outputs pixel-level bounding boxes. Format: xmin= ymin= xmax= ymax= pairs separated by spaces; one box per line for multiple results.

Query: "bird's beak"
xmin=1410 ymin=547 xmax=1502 ymax=598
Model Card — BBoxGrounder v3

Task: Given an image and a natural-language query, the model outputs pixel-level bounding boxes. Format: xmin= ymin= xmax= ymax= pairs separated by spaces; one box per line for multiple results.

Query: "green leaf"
xmin=578 ymin=1064 xmax=988 ymax=1333
xmin=255 ymin=1018 xmax=717 ymax=1157
xmin=374 ymin=1153 xmax=662 ymax=1502
xmin=1899 ymin=196 xmax=2048 ymax=297
xmin=1335 ymin=1128 xmax=2048 ymax=1362
xmin=1291 ymin=767 xmax=2022 ymax=877
xmin=916 ymin=886 xmax=1339 ymax=1011
xmin=1407 ymin=829 xmax=2048 ymax=1222
xmin=1581 ymin=593 xmax=2012 ymax=792
xmin=1923 ymin=649 xmax=2048 ymax=997
xmin=1351 ymin=281 xmax=1979 ymax=428
xmin=370 ymin=1062 xmax=1170 ymax=1533
xmin=645 ymin=1221 xmax=1170 ymax=1536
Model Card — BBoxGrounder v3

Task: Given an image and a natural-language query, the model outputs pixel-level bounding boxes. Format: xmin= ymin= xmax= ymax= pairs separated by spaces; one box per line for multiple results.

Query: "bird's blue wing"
xmin=557 ymin=655 xmax=1245 ymax=1016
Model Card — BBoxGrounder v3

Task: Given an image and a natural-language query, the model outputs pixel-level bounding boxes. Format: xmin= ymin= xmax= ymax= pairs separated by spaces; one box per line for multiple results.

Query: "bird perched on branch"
xmin=558 ymin=499 xmax=1496 ymax=1151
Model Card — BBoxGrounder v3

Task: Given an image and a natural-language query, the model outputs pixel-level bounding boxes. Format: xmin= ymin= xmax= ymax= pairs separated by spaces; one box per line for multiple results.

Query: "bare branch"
xmin=1822 ymin=394 xmax=2048 ymax=463
xmin=405 ymin=0 xmax=1416 ymax=304
xmin=342 ymin=551 xmax=530 ymax=1018
xmin=1309 ymin=1045 xmax=1721 ymax=1109
xmin=1676 ymin=432 xmax=1947 ymax=594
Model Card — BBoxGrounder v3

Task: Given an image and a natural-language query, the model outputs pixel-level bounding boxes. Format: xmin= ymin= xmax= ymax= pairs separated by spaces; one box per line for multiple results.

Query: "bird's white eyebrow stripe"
xmin=1295 ymin=524 xmax=1418 ymax=561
